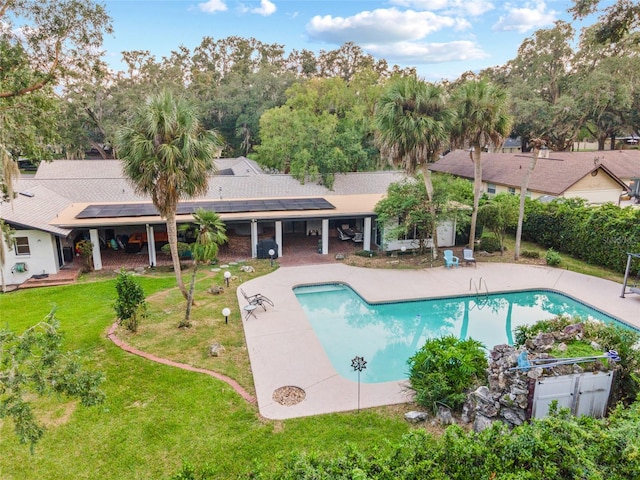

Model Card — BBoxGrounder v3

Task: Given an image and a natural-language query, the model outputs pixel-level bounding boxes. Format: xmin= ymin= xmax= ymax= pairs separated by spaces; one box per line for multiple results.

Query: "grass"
xmin=0 ymin=263 xmax=411 ymax=480
xmin=0 ymin=239 xmax=631 ymax=479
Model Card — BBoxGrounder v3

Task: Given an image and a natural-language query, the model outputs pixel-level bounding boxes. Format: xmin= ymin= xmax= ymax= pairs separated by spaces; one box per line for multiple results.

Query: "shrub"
xmin=113 ymin=269 xmax=147 ymax=333
xmin=76 ymin=240 xmax=94 ymax=272
xmin=521 ymin=250 xmax=540 ymax=259
xmin=545 ymin=248 xmax=561 ymax=266
xmin=408 ymin=335 xmax=488 ymax=414
xmin=514 ymin=317 xmax=640 ymax=406
xmin=161 ymin=241 xmax=191 ymax=258
xmin=479 ymin=235 xmax=501 ymax=253
xmin=355 ymin=250 xmax=377 ymax=257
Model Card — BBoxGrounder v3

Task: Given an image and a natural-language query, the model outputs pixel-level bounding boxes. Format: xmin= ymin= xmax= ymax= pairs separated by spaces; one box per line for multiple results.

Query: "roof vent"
xmin=19 ymin=191 xmax=35 ymax=198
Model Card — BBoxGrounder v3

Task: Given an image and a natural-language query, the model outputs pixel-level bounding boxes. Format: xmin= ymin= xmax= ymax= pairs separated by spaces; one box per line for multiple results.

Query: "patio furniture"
xmin=337 ymin=227 xmax=352 ymax=241
xmin=243 ymin=304 xmax=258 ymax=320
xmin=443 ymin=250 xmax=459 ymax=268
xmin=338 ymin=224 xmax=359 ymax=241
xmin=463 ymin=248 xmax=476 ymax=267
xmin=240 ymin=287 xmax=274 ymax=311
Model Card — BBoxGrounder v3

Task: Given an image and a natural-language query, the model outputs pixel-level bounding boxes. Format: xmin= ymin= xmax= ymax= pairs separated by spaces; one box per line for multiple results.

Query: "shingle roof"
xmin=1 ymin=184 xmax=73 ymax=236
xmin=429 ymin=149 xmax=639 ymax=195
xmin=3 ymin=158 xmax=406 ymax=233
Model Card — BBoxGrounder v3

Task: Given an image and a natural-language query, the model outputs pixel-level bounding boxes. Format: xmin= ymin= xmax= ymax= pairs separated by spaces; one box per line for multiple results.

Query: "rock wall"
xmin=463 ymin=323 xmax=615 ymax=432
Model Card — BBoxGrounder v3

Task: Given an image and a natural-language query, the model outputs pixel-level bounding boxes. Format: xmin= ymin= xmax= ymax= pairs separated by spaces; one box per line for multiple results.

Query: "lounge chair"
xmin=443 ymin=250 xmax=459 ymax=268
xmin=337 ymin=227 xmax=352 ymax=241
xmin=463 ymin=248 xmax=476 ymax=267
xmin=240 ymin=287 xmax=274 ymax=311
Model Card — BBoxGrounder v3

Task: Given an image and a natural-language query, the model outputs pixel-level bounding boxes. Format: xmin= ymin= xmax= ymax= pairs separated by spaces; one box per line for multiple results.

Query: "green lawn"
xmin=0 ymin=268 xmax=410 ymax=480
xmin=1 ymin=243 xmax=629 ymax=479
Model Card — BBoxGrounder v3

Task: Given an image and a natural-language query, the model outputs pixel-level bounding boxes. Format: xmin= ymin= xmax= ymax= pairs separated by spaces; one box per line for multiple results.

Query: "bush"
xmin=76 ymin=239 xmax=94 ymax=272
xmin=521 ymin=250 xmax=540 ymax=259
xmin=408 ymin=336 xmax=488 ymax=414
xmin=244 ymin=401 xmax=640 ymax=479
xmin=355 ymin=250 xmax=377 ymax=257
xmin=545 ymin=248 xmax=561 ymax=266
xmin=113 ymin=270 xmax=147 ymax=333
xmin=161 ymin=242 xmax=191 ymax=258
xmin=514 ymin=317 xmax=640 ymax=406
xmin=523 ymin=199 xmax=640 ymax=273
xmin=479 ymin=235 xmax=501 ymax=253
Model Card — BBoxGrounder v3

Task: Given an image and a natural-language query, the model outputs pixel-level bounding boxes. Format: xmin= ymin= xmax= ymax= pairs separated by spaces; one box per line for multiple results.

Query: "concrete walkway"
xmin=239 ymin=263 xmax=640 ymax=420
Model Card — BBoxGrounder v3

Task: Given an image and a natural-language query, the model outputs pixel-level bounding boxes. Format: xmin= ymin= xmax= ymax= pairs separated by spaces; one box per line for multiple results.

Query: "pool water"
xmin=293 ymin=284 xmax=623 ymax=384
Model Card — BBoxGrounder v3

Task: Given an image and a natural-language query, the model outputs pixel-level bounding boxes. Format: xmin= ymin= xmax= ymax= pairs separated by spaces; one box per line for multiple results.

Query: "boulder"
xmin=209 ymin=343 xmax=225 ymax=357
xmin=436 ymin=405 xmax=455 ymax=425
xmin=404 ymin=411 xmax=428 ymax=423
xmin=473 ymin=414 xmax=495 ymax=433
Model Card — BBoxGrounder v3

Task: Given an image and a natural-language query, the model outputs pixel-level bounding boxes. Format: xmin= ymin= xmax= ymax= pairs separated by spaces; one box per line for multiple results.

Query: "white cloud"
xmin=492 ymin=1 xmax=557 ymax=33
xmin=391 ymin=0 xmax=495 ymax=17
xmin=366 ymin=40 xmax=489 ymax=64
xmin=198 ymin=0 xmax=227 ymax=14
xmin=306 ymin=8 xmax=457 ymax=44
xmin=250 ymin=0 xmax=276 ymax=16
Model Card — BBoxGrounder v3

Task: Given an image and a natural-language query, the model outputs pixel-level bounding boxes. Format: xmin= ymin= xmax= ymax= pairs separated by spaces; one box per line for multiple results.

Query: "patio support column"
xmin=275 ymin=220 xmax=283 ymax=257
xmin=89 ymin=228 xmax=103 ymax=271
xmin=363 ymin=217 xmax=372 ymax=251
xmin=321 ymin=218 xmax=329 ymax=255
xmin=146 ymin=224 xmax=157 ymax=267
xmin=250 ymin=220 xmax=258 ymax=258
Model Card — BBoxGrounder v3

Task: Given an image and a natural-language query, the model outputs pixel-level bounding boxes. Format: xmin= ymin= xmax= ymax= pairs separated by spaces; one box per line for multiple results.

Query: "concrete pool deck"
xmin=237 ymin=263 xmax=640 ymax=420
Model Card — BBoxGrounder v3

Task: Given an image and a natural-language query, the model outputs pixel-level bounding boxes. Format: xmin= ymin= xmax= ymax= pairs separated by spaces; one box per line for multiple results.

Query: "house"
xmin=429 ymin=149 xmax=640 ymax=205
xmin=3 ymin=158 xmax=434 ymax=286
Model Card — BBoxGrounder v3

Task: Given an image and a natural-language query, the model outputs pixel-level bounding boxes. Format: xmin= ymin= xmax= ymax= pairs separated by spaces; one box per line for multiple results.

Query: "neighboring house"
xmin=429 ymin=149 xmax=639 ymax=205
xmin=2 ymin=157 xmax=422 ymax=286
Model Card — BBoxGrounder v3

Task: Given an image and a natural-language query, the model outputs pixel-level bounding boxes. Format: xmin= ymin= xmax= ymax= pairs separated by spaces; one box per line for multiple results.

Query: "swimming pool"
xmin=293 ymin=284 xmax=624 ymax=384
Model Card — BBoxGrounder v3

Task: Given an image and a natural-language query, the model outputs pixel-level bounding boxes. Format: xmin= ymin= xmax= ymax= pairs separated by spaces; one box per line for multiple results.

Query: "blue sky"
xmin=102 ymin=0 xmax=603 ymax=81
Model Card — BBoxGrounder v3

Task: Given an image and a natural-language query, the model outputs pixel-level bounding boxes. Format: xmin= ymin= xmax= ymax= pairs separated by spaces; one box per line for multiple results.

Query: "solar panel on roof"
xmin=76 ymin=198 xmax=335 ymax=219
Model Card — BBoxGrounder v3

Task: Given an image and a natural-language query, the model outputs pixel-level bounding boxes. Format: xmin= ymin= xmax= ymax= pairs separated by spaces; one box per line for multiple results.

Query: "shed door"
xmin=575 ymin=373 xmax=612 ymax=418
xmin=532 ymin=376 xmax=576 ymax=419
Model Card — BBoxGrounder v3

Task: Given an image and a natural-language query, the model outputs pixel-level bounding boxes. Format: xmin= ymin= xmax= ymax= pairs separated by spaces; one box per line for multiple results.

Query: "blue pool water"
xmin=293 ymin=284 xmax=624 ymax=384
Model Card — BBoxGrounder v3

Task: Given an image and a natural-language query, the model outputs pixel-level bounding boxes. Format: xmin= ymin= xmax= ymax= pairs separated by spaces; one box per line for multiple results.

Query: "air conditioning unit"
xmin=12 ymin=262 xmax=28 ymax=273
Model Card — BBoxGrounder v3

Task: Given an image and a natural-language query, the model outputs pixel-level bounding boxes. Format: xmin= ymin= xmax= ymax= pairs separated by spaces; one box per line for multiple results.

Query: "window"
xmin=508 ymin=187 xmax=516 ymax=195
xmin=14 ymin=236 xmax=30 ymax=255
xmin=487 ymin=183 xmax=496 ymax=194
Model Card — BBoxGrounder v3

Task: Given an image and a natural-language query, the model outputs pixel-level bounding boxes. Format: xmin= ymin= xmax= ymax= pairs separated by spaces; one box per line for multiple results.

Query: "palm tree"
xmin=115 ymin=90 xmax=222 ymax=300
xmin=451 ymin=80 xmax=513 ymax=249
xmin=514 ymin=138 xmax=545 ymax=260
xmin=375 ymin=76 xmax=454 ymax=257
xmin=182 ymin=209 xmax=227 ymax=328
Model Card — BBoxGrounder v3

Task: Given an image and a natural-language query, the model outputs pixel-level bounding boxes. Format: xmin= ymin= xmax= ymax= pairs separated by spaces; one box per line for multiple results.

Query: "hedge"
xmin=522 ymin=198 xmax=640 ymax=273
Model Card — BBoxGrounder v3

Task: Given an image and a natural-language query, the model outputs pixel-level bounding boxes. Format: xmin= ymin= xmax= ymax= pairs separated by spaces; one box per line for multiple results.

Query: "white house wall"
xmin=381 ymin=218 xmax=456 ymax=251
xmin=2 ymin=230 xmax=60 ymax=286
xmin=564 ymin=173 xmax=625 ymax=204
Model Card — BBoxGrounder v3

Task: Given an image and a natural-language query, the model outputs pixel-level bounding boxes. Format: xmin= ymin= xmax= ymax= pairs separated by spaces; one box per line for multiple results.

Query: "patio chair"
xmin=337 ymin=227 xmax=352 ymax=241
xmin=463 ymin=248 xmax=476 ymax=267
xmin=240 ymin=287 xmax=274 ymax=311
xmin=443 ymin=250 xmax=459 ymax=268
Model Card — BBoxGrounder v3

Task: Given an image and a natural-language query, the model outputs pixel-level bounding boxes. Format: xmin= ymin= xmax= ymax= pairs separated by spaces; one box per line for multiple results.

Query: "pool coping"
xmin=237 ymin=263 xmax=640 ymax=420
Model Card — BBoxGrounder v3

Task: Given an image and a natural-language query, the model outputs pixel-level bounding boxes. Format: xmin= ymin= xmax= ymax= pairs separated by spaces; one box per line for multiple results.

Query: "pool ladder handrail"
xmin=469 ymin=277 xmax=490 ymax=309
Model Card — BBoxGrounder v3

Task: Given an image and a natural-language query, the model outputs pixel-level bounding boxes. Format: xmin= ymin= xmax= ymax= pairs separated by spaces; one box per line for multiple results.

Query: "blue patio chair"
xmin=443 ymin=250 xmax=459 ymax=268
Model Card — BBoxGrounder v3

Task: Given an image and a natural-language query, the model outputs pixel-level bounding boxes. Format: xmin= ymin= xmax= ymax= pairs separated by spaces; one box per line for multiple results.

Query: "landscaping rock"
xmin=473 ymin=414 xmax=495 ymax=432
xmin=404 ymin=411 xmax=428 ymax=423
xmin=436 ymin=405 xmax=455 ymax=425
xmin=335 ymin=253 xmax=345 ymax=260
xmin=208 ymin=285 xmax=224 ymax=295
xmin=209 ymin=343 xmax=225 ymax=357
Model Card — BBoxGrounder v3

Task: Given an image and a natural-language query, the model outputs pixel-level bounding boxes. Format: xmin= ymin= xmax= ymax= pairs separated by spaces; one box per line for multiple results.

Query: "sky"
xmin=101 ymin=0 xmax=604 ymax=81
